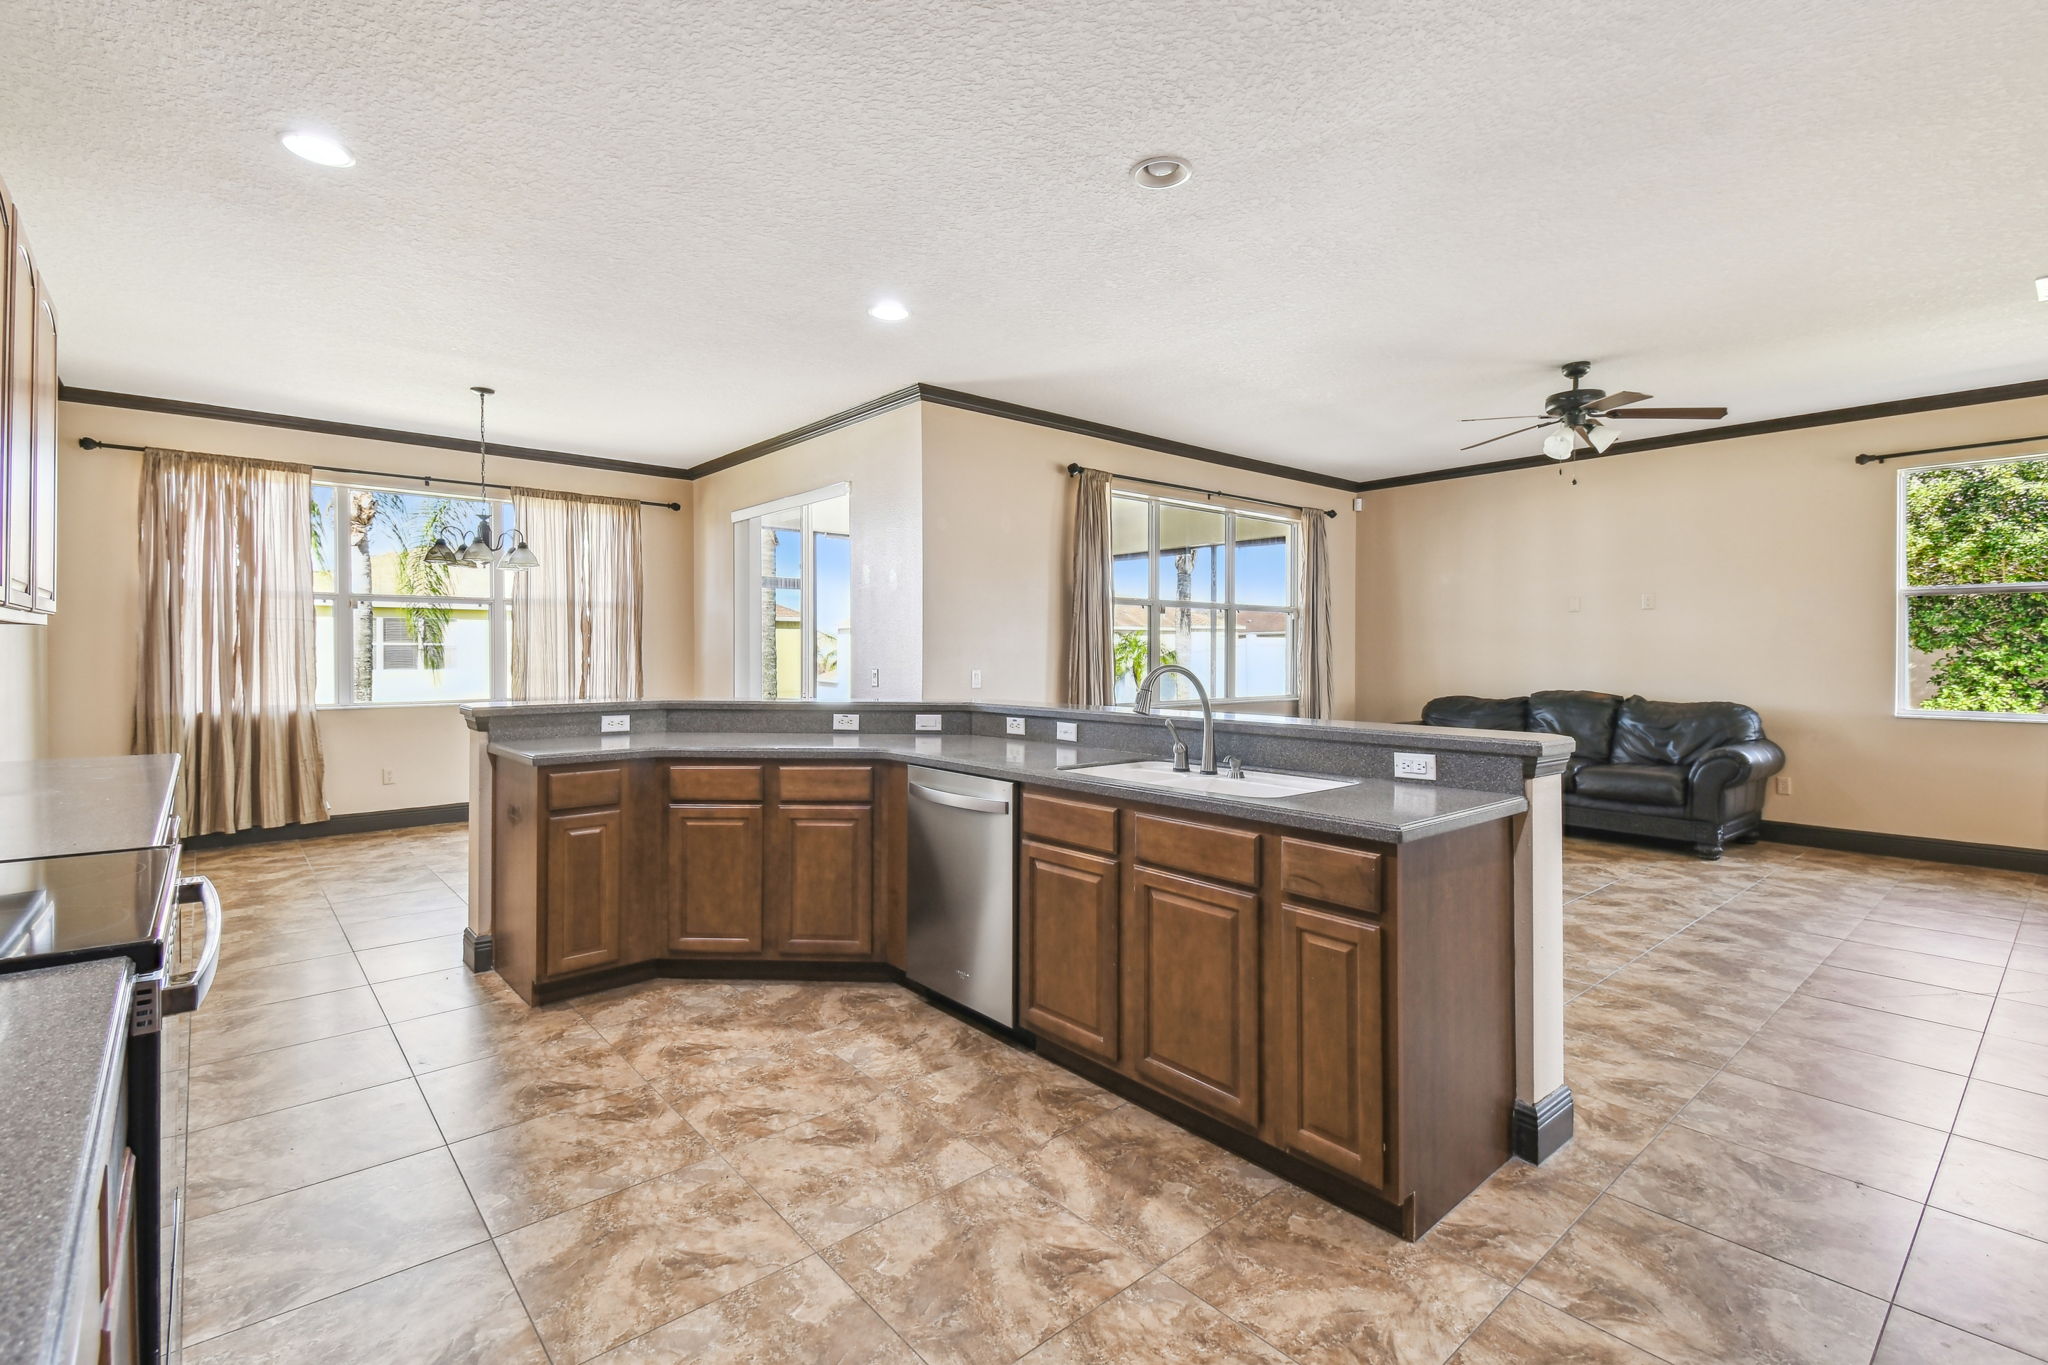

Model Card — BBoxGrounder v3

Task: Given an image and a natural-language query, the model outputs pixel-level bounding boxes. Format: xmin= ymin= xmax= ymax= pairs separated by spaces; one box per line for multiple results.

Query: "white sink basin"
xmin=1065 ymin=760 xmax=1358 ymax=800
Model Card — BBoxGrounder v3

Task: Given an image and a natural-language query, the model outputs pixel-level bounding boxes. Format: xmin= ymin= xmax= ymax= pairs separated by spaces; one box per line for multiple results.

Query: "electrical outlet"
xmin=1393 ymin=752 xmax=1437 ymax=781
xmin=1774 ymin=775 xmax=1792 ymax=795
xmin=600 ymin=714 xmax=631 ymax=733
xmin=380 ymin=767 xmax=395 ymax=786
xmin=1055 ymin=721 xmax=1078 ymax=742
xmin=1352 ymin=496 xmax=1364 ymax=511
xmin=869 ymin=668 xmax=880 ymax=687
xmin=1640 ymin=593 xmax=1657 ymax=610
xmin=1005 ymin=741 xmax=1026 ymax=763
xmin=914 ymin=714 xmax=943 ymax=732
xmin=970 ymin=669 xmax=983 ymax=690
xmin=832 ymin=713 xmax=860 ymax=731
xmin=1005 ymin=716 xmax=1027 ymax=736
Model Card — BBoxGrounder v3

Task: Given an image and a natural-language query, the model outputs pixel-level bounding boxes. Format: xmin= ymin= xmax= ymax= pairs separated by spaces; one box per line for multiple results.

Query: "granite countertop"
xmin=0 ymin=755 xmax=181 ymax=862
xmin=0 ymin=957 xmax=133 ymax=1365
xmin=488 ymin=731 xmax=1526 ymax=843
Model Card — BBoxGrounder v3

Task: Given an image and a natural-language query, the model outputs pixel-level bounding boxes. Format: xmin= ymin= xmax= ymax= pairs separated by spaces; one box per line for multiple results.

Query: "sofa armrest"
xmin=1687 ymin=740 xmax=1786 ymax=821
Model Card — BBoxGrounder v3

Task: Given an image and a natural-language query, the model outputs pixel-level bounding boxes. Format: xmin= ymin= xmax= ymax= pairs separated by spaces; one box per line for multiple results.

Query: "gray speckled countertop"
xmin=0 ymin=755 xmax=180 ymax=861
xmin=0 ymin=957 xmax=132 ymax=1365
xmin=489 ymin=731 xmax=1526 ymax=843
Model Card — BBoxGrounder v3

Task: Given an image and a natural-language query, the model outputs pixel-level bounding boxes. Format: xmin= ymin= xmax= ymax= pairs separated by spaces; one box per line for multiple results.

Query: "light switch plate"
xmin=1055 ymin=721 xmax=1078 ymax=742
xmin=832 ymin=713 xmax=860 ymax=731
xmin=1005 ymin=716 xmax=1027 ymax=736
xmin=1393 ymin=752 xmax=1437 ymax=781
xmin=914 ymin=714 xmax=943 ymax=732
xmin=600 ymin=714 xmax=630 ymax=733
xmin=971 ymin=669 xmax=984 ymax=689
xmin=1640 ymin=593 xmax=1657 ymax=610
xmin=1774 ymin=775 xmax=1792 ymax=795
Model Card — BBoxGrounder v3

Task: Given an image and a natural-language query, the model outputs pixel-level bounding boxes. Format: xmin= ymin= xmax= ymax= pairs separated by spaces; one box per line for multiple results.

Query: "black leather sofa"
xmin=1419 ymin=690 xmax=1786 ymax=859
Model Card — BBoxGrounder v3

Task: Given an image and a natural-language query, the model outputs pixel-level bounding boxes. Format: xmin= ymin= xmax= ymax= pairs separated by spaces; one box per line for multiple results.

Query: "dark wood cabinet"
xmin=542 ymin=806 xmax=624 ymax=978
xmin=772 ymin=802 xmax=874 ymax=956
xmin=1018 ymin=838 xmax=1121 ymax=1063
xmin=1124 ymin=864 xmax=1262 ymax=1127
xmin=665 ymin=803 xmax=765 ymax=953
xmin=1271 ymin=901 xmax=1385 ymax=1184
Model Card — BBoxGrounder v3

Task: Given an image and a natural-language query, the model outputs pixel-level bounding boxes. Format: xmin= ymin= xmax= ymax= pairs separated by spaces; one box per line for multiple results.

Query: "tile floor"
xmin=161 ymin=825 xmax=2048 ymax=1364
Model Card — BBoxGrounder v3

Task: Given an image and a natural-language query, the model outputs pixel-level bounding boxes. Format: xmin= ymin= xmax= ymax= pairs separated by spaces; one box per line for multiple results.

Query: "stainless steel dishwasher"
xmin=905 ymin=764 xmax=1017 ymax=1027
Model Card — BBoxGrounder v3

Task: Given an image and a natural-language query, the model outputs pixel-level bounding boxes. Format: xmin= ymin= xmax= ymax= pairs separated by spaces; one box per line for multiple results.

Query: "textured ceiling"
xmin=6 ymin=0 xmax=2048 ymax=479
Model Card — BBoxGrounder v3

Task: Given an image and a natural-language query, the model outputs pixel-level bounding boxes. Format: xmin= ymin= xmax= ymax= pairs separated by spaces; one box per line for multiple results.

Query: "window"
xmin=733 ymin=483 xmax=851 ymax=701
xmin=311 ymin=483 xmax=510 ymax=705
xmin=1110 ymin=490 xmax=1298 ymax=706
xmin=1897 ymin=453 xmax=2048 ymax=721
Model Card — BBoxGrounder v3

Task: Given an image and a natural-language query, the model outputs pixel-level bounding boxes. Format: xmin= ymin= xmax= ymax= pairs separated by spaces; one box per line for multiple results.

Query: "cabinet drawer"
xmin=1132 ymin=812 xmax=1259 ymax=888
xmin=778 ymin=765 xmax=873 ymax=803
xmin=1280 ymin=839 xmax=1383 ymax=916
xmin=669 ymin=764 xmax=764 ymax=803
xmin=545 ymin=766 xmax=623 ymax=811
xmin=1021 ymin=791 xmax=1118 ymax=855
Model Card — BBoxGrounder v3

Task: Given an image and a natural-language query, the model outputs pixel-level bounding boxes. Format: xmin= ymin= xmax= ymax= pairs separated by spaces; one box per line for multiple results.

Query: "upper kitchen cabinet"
xmin=0 ymin=172 xmax=59 ymax=622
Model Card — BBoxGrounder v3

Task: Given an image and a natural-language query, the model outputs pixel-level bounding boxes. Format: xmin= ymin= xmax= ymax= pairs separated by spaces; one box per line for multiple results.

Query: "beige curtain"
xmin=135 ymin=450 xmax=326 ymax=835
xmin=510 ymin=488 xmax=643 ymax=701
xmin=1297 ymin=508 xmax=1334 ymax=720
xmin=1063 ymin=468 xmax=1114 ymax=707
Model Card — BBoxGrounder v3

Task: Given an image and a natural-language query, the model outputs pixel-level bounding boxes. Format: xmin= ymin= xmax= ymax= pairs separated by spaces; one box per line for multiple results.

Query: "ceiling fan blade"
xmin=1459 ymin=414 xmax=1548 ymax=422
xmin=1460 ymin=420 xmax=1556 ymax=452
xmin=1604 ymin=406 xmax=1729 ymax=420
xmin=1584 ymin=390 xmax=1652 ymax=413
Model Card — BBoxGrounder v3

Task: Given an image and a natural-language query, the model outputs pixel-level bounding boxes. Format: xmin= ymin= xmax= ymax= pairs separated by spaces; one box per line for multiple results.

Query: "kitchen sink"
xmin=1063 ymin=760 xmax=1358 ymax=800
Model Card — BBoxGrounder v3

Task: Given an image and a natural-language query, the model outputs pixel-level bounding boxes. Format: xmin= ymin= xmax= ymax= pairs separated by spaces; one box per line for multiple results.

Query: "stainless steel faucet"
xmin=1132 ymin=664 xmax=1218 ymax=775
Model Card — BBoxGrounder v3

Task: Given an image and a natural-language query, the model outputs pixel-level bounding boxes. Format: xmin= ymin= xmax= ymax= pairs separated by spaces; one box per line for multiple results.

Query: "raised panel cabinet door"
xmin=774 ymin=803 xmax=874 ymax=956
xmin=1125 ymin=867 xmax=1261 ymax=1126
xmin=1018 ymin=839 xmax=1120 ymax=1064
xmin=27 ymin=273 xmax=53 ymax=613
xmin=543 ymin=807 xmax=625 ymax=978
xmin=1272 ymin=902 xmax=1386 ymax=1186
xmin=666 ymin=803 xmax=765 ymax=953
xmin=3 ymin=230 xmax=32 ymax=610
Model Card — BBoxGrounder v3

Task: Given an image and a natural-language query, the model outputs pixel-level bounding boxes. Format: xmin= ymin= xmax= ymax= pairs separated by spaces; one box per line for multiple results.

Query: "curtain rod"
xmin=74 ymin=438 xmax=683 ymax=510
xmin=1855 ymin=432 xmax=2048 ymax=466
xmin=1065 ymin=463 xmax=1338 ymax=518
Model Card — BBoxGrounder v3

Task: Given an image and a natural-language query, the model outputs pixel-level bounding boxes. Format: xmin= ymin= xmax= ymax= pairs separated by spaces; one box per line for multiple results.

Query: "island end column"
xmin=1511 ymin=769 xmax=1571 ymax=1161
xmin=464 ymin=725 xmax=495 ymax=973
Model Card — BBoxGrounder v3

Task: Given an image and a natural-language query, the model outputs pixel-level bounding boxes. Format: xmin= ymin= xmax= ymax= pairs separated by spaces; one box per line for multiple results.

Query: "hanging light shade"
xmin=425 ymin=386 xmax=538 ymax=572
xmin=500 ymin=537 xmax=539 ymax=571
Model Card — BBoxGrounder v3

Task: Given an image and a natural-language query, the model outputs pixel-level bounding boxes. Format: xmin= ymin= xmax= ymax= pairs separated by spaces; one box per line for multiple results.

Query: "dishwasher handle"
xmin=908 ymin=781 xmax=1011 ymax=816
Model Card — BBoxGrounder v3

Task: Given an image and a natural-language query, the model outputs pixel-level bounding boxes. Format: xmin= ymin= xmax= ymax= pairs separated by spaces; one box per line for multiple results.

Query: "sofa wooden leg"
xmin=1735 ymin=831 xmax=1761 ymax=844
xmin=1692 ymin=841 xmax=1724 ymax=861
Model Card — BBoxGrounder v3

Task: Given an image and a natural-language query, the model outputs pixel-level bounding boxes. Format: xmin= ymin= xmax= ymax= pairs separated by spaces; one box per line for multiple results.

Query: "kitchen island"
xmin=461 ymin=701 xmax=1573 ymax=1237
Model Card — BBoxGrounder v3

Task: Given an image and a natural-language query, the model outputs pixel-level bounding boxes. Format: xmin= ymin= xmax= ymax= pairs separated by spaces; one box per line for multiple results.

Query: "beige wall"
xmin=692 ymin=402 xmax=924 ymax=700
xmin=1356 ymin=397 xmax=2048 ymax=850
xmin=919 ymin=404 xmax=1360 ymax=713
xmin=48 ymin=400 xmax=694 ymax=815
xmin=0 ymin=620 xmax=46 ymax=762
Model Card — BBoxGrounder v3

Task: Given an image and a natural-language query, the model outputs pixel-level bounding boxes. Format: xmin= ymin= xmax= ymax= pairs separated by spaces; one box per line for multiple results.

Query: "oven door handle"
xmin=163 ymin=876 xmax=223 ymax=1016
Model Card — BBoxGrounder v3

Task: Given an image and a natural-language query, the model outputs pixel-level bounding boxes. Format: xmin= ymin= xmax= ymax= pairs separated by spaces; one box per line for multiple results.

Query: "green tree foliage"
xmin=1904 ymin=458 xmax=2048 ymax=714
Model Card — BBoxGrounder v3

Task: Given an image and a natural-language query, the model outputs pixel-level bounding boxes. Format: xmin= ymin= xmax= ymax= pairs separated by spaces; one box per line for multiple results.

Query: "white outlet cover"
xmin=1640 ymin=593 xmax=1657 ymax=610
xmin=914 ymin=714 xmax=943 ymax=731
xmin=1393 ymin=752 xmax=1437 ymax=781
xmin=971 ymin=669 xmax=984 ymax=689
xmin=1055 ymin=721 xmax=1078 ymax=742
xmin=1005 ymin=716 xmax=1027 ymax=735
xmin=1005 ymin=741 xmax=1026 ymax=763
xmin=600 ymin=714 xmax=631 ymax=732
xmin=832 ymin=713 xmax=860 ymax=731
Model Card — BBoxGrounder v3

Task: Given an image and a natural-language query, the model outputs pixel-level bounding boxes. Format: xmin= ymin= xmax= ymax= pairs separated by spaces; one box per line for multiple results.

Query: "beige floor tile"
xmin=1953 ymin=1080 xmax=2048 ymax=1160
xmin=449 ymin=1086 xmax=711 ymax=1234
xmin=1449 ymin=1290 xmax=1662 ymax=1364
xmin=591 ymin=1255 xmax=918 ymax=1364
xmin=327 ymin=883 xmax=467 ymax=924
xmin=1972 ymin=1032 xmax=2048 ymax=1098
xmin=1763 ymin=991 xmax=1985 ymax=1074
xmin=1896 ymin=1209 xmax=2048 ymax=1358
xmin=1928 ymin=1136 xmax=2048 ymax=1244
xmin=1020 ymin=1272 xmax=1291 ymax=1364
xmin=1523 ymin=1195 xmax=1887 ymax=1364
xmin=891 ymin=1047 xmax=1125 ymax=1161
xmin=180 ymin=1149 xmax=486 ymax=1345
xmin=372 ymin=964 xmax=523 ymax=1022
xmin=1426 ymin=1139 xmax=1619 ymax=1283
xmin=356 ymin=932 xmax=468 ymax=982
xmin=662 ymin=1044 xmax=883 ymax=1147
xmin=1849 ymin=919 xmax=2016 ymax=964
xmin=182 ymin=1243 xmax=544 ymax=1364
xmin=1675 ymin=1071 xmax=1950 ymax=1199
xmin=198 ymin=952 xmax=367 ymax=1012
xmin=2001 ymin=967 xmax=2048 ymax=1008
xmin=496 ymin=1157 xmax=810 ymax=1364
xmin=1873 ymin=1308 xmax=2041 ymax=1364
xmin=342 ymin=904 xmax=471 ymax=950
xmin=213 ymin=920 xmax=354 ymax=973
xmin=1824 ymin=941 xmax=2007 ymax=994
xmin=184 ymin=1079 xmax=442 ymax=1218
xmin=1609 ymin=1125 xmax=1922 ymax=1297
xmin=186 ymin=1027 xmax=409 ymax=1131
xmin=1724 ymin=1026 xmax=1968 ymax=1126
xmin=187 ymin=986 xmax=386 ymax=1065
xmin=1796 ymin=965 xmax=1995 ymax=1029
xmin=417 ymin=1029 xmax=649 ymax=1142
xmin=826 ymin=1168 xmax=1151 ymax=1365
xmin=1988 ymin=997 xmax=2048 ymax=1048
xmin=1162 ymin=1188 xmax=1509 ymax=1365
xmin=393 ymin=998 xmax=594 ymax=1073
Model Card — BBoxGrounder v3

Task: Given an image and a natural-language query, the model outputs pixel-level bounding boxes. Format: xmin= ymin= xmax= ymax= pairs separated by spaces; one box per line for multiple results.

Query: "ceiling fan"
xmin=1460 ymin=361 xmax=1728 ymax=460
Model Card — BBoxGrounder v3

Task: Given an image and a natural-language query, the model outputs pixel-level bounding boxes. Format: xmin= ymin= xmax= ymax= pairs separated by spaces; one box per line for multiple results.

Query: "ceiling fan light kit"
xmin=1459 ymin=361 xmax=1729 ymax=460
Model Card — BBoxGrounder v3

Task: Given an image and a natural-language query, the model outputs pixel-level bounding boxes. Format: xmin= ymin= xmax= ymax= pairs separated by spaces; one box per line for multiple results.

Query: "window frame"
xmin=313 ymin=479 xmax=512 ymax=709
xmin=731 ymin=482 xmax=851 ymax=701
xmin=1110 ymin=487 xmax=1301 ymax=707
xmin=1893 ymin=450 xmax=2048 ymax=724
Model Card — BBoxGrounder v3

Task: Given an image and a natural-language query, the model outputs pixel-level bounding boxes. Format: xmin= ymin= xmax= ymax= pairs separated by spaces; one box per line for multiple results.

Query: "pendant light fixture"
xmin=425 ymin=386 xmax=538 ymax=571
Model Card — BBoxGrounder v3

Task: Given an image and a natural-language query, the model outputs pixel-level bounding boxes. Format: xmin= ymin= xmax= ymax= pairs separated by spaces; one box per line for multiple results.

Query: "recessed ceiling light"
xmin=1130 ymin=155 xmax=1192 ymax=189
xmin=279 ymin=130 xmax=355 ymax=168
xmin=867 ymin=299 xmax=910 ymax=321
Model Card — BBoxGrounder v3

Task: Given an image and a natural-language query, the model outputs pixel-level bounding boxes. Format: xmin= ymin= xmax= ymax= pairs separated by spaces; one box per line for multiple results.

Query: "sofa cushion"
xmin=1573 ymin=762 xmax=1688 ymax=807
xmin=1421 ymin=695 xmax=1529 ymax=731
xmin=1610 ymin=697 xmax=1766 ymax=767
xmin=1527 ymin=690 xmax=1622 ymax=760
